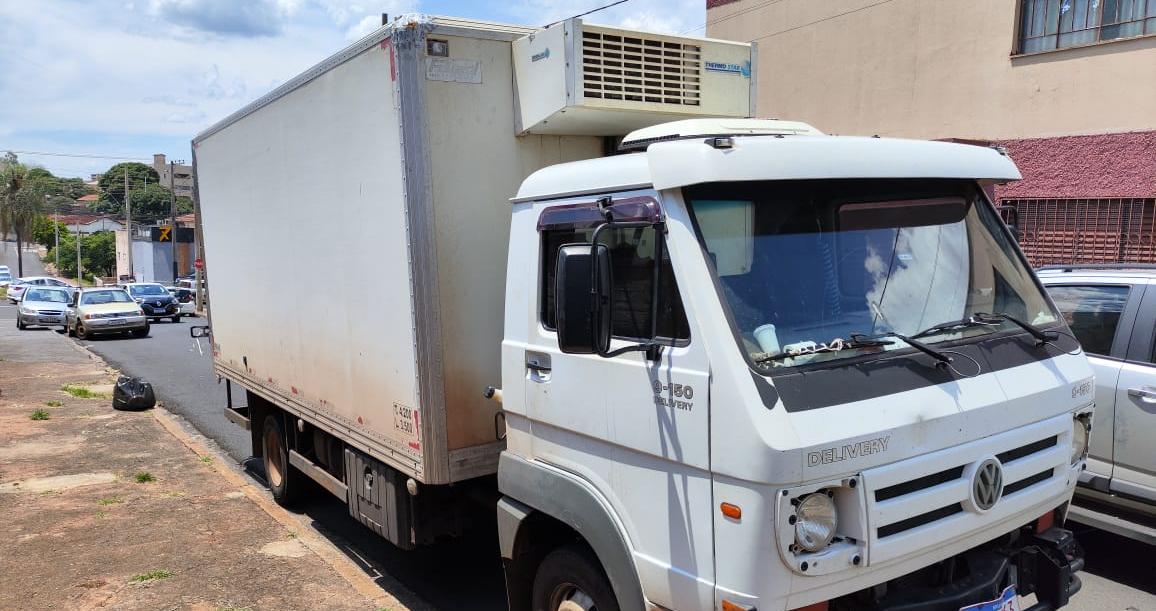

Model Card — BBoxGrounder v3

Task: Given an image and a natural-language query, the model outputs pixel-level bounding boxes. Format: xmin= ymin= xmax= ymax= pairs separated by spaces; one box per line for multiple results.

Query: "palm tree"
xmin=0 ymin=157 xmax=46 ymax=277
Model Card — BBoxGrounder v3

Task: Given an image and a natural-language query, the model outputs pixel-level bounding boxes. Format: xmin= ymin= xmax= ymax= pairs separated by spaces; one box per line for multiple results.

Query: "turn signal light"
xmin=720 ymin=502 xmax=742 ymax=520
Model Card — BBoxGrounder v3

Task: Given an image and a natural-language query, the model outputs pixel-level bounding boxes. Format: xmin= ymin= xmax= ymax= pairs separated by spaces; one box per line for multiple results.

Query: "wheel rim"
xmin=548 ymin=583 xmax=596 ymax=611
xmin=264 ymin=426 xmax=284 ymax=488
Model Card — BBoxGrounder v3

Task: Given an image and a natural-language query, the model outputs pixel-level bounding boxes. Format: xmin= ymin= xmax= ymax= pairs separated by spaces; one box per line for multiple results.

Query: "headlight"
xmin=18 ymin=307 xmax=32 ymax=315
xmin=795 ymin=492 xmax=838 ymax=552
xmin=1072 ymin=417 xmax=1090 ymax=465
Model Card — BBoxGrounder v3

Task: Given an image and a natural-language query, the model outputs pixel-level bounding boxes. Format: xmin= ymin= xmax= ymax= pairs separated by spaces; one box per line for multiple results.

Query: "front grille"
xmin=581 ymin=27 xmax=701 ymax=106
xmin=866 ymin=423 xmax=1070 ymax=550
xmin=877 ymin=504 xmax=964 ymax=538
xmin=875 ymin=466 xmax=964 ymax=502
xmin=37 ymin=310 xmax=64 ymax=316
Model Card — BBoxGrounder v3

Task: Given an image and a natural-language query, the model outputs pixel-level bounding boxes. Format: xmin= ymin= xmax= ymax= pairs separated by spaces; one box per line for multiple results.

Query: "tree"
xmin=0 ymin=158 xmax=47 ymax=277
xmin=32 ymin=215 xmax=68 ymax=249
xmin=46 ymin=230 xmax=117 ymax=279
xmin=97 ymin=162 xmax=159 ymax=213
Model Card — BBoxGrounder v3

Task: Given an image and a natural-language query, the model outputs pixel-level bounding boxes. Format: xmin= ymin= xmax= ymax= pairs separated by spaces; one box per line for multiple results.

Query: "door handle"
xmin=1127 ymin=386 xmax=1156 ymax=401
xmin=526 ymin=351 xmax=551 ymax=382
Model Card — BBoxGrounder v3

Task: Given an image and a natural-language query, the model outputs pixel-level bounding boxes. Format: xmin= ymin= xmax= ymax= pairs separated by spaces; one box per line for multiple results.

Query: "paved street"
xmin=3 ymin=241 xmax=1153 ymax=611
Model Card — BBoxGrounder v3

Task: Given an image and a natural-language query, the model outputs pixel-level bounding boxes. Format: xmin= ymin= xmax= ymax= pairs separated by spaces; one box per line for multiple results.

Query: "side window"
xmin=1045 ymin=284 xmax=1131 ymax=357
xmin=541 ymin=226 xmax=690 ymax=342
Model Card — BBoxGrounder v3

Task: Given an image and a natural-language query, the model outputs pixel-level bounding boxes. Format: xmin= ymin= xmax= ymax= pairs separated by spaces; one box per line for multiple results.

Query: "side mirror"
xmin=555 ymin=243 xmax=611 ymax=355
xmin=190 ymin=325 xmax=211 ymax=339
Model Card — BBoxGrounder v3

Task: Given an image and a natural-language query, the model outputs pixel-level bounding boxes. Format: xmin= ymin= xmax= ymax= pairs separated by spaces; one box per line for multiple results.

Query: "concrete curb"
xmin=66 ymin=338 xmax=415 ymax=610
xmin=151 ymin=408 xmax=409 ymax=610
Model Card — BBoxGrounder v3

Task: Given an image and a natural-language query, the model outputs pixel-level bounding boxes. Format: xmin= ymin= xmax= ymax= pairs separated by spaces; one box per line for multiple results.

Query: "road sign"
xmin=194 ymin=258 xmax=204 ymax=269
xmin=156 ymin=225 xmax=173 ymax=242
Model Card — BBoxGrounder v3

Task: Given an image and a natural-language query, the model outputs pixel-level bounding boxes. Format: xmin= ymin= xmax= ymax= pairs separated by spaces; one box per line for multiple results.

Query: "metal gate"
xmin=1000 ymin=198 xmax=1156 ymax=266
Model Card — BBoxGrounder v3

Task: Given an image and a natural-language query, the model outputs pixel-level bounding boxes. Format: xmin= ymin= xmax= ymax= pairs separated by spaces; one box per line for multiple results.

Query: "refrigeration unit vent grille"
xmin=581 ymin=29 xmax=702 ymax=106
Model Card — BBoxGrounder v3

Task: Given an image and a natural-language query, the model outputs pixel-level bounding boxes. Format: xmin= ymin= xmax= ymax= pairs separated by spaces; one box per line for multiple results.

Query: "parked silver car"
xmin=16 ymin=286 xmax=73 ymax=330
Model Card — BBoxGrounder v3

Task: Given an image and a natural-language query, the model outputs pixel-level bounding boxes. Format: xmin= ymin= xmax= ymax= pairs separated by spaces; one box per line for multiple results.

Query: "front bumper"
xmin=837 ymin=526 xmax=1083 ymax=611
xmin=140 ymin=303 xmax=178 ymax=316
xmin=19 ymin=312 xmax=66 ymax=326
xmin=85 ymin=315 xmax=148 ymax=332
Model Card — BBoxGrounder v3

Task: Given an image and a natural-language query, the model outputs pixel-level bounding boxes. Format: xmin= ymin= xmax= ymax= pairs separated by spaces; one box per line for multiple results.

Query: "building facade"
xmin=707 ymin=0 xmax=1156 ymax=264
xmin=152 ymin=153 xmax=194 ymax=199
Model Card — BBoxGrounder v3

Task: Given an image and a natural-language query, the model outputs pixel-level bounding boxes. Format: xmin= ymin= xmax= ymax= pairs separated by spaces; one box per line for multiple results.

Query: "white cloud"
xmin=499 ymin=0 xmax=704 ymax=33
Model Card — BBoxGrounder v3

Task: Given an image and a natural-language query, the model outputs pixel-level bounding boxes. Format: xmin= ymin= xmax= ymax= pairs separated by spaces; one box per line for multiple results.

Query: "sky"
xmin=0 ymin=0 xmax=707 ymax=178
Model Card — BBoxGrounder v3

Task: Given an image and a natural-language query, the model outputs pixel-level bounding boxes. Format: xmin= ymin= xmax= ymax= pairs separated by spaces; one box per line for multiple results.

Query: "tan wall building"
xmin=153 ymin=153 xmax=194 ymax=199
xmin=708 ymin=0 xmax=1156 ymax=264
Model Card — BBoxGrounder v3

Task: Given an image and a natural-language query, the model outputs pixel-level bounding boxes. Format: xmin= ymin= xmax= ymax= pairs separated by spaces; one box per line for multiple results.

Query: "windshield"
xmin=128 ymin=284 xmax=168 ymax=296
xmin=685 ymin=179 xmax=1059 ymax=368
xmin=25 ymin=288 xmax=71 ymax=303
xmin=81 ymin=290 xmax=134 ymax=305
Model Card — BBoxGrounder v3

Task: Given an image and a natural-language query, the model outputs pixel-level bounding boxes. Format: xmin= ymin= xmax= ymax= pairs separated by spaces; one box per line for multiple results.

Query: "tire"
xmin=75 ymin=322 xmax=90 ymax=340
xmin=131 ymin=324 xmax=149 ymax=338
xmin=16 ymin=316 xmax=25 ymax=330
xmin=532 ymin=544 xmax=619 ymax=611
xmin=67 ymin=320 xmax=76 ymax=337
xmin=171 ymin=315 xmax=181 ymax=324
xmin=261 ymin=414 xmax=303 ymax=506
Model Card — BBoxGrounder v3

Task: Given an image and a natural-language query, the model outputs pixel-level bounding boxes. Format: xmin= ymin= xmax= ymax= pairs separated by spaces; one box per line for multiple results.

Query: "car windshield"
xmin=685 ymin=179 xmax=1059 ymax=368
xmin=26 ymin=288 xmax=71 ymax=303
xmin=81 ymin=290 xmax=134 ymax=305
xmin=129 ymin=284 xmax=168 ymax=296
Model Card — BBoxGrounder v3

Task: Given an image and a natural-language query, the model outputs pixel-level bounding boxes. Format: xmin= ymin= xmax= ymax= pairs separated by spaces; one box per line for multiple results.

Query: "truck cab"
xmin=497 ymin=120 xmax=1093 ymax=611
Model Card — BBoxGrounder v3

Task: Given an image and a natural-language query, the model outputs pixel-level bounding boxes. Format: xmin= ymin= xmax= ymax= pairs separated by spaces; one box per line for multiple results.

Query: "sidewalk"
xmin=0 ymin=325 xmax=402 ymax=610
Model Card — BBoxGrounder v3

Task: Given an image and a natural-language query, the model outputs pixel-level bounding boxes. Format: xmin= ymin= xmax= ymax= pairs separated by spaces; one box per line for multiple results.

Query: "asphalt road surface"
xmin=4 ymin=240 xmax=1153 ymax=610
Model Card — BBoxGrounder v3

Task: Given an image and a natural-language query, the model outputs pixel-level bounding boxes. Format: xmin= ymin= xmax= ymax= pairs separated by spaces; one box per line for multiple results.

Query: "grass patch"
xmin=62 ymin=384 xmax=104 ymax=399
xmin=130 ymin=570 xmax=172 ymax=583
xmin=96 ymin=510 xmax=107 ymax=519
xmin=199 ymin=455 xmax=212 ymax=464
xmin=44 ymin=400 xmax=63 ymax=407
xmin=134 ymin=472 xmax=155 ymax=483
xmin=30 ymin=409 xmax=50 ymax=421
xmin=98 ymin=497 xmax=123 ymax=506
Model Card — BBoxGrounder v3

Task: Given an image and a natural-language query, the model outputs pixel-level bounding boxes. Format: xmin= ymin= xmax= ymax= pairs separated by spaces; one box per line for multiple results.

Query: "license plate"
xmin=960 ymin=585 xmax=1019 ymax=611
xmin=106 ymin=319 xmax=127 ymax=326
xmin=39 ymin=317 xmax=60 ymax=323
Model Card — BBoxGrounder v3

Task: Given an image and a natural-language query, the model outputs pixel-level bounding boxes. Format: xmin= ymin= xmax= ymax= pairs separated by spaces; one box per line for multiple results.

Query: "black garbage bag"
xmin=113 ymin=376 xmax=156 ymax=411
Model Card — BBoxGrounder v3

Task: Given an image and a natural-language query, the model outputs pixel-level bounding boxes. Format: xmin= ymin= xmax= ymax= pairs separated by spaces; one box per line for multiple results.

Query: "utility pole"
xmin=50 ymin=194 xmax=59 ymax=273
xmin=170 ymin=160 xmax=177 ymax=282
xmin=75 ymin=220 xmax=82 ymax=286
xmin=124 ymin=168 xmax=133 ymax=281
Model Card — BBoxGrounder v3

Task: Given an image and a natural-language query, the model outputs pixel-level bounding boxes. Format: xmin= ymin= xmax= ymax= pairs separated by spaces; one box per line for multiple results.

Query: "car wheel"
xmin=532 ymin=544 xmax=620 ymax=611
xmin=66 ymin=320 xmax=76 ymax=337
xmin=16 ymin=316 xmax=25 ymax=330
xmin=131 ymin=325 xmax=149 ymax=338
xmin=75 ymin=323 xmax=90 ymax=340
xmin=262 ymin=414 xmax=303 ymax=506
xmin=171 ymin=315 xmax=181 ymax=324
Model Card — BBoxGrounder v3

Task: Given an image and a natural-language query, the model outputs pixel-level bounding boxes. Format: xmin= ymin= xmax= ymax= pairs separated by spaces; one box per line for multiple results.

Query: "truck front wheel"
xmin=262 ymin=414 xmax=302 ymax=506
xmin=532 ymin=544 xmax=619 ymax=611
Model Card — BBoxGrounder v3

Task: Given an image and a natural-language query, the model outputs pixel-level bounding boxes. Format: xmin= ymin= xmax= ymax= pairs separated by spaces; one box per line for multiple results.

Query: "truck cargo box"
xmin=193 ymin=15 xmax=755 ymax=485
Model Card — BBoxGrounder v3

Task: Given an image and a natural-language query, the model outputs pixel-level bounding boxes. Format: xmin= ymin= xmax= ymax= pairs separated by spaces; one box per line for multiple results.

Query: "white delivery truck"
xmin=193 ymin=15 xmax=1094 ymax=611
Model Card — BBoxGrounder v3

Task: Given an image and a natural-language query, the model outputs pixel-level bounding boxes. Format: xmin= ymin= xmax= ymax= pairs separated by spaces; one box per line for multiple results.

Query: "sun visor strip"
xmin=536 ymin=196 xmax=663 ymax=232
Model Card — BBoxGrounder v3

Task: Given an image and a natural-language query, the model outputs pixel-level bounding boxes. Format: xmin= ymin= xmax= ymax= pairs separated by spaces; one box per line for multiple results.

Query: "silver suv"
xmin=1037 ymin=265 xmax=1156 ymax=540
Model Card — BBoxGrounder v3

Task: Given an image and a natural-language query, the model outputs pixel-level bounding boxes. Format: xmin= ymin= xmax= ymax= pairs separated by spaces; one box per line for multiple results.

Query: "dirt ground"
xmin=0 ymin=332 xmax=397 ymax=610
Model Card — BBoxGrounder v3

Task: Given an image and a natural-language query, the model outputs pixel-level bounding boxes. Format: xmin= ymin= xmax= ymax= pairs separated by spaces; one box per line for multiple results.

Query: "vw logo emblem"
xmin=971 ymin=458 xmax=1004 ymax=512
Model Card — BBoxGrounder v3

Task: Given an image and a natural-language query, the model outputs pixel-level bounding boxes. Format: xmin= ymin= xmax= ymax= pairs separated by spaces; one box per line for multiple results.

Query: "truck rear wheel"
xmin=532 ymin=544 xmax=619 ymax=611
xmin=262 ymin=414 xmax=302 ymax=506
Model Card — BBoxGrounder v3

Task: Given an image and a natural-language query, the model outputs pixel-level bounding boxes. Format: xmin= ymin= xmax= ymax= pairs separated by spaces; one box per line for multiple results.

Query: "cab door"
xmin=522 ymin=192 xmax=715 ymax=608
xmin=1043 ymin=279 xmax=1142 ymax=483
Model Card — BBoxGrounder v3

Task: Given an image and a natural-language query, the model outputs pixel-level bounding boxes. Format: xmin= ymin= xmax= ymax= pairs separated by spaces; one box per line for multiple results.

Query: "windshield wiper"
xmin=851 ymin=332 xmax=954 ymax=367
xmin=910 ymin=316 xmax=1000 ymax=340
xmin=974 ymin=312 xmax=1058 ymax=346
xmin=752 ymin=331 xmax=954 ymax=368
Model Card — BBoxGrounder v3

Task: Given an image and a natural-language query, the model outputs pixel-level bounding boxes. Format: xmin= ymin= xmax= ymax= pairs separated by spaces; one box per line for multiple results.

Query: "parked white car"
xmin=0 ymin=270 xmax=12 ymax=288
xmin=6 ymin=276 xmax=72 ymax=303
xmin=16 ymin=286 xmax=72 ymax=330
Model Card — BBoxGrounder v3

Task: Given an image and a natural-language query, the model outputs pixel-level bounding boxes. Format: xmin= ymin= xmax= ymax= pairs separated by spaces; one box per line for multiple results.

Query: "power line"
xmin=2 ymin=149 xmax=152 ymax=161
xmin=681 ymin=0 xmax=788 ymax=34
xmin=748 ymin=0 xmax=898 ymax=42
xmin=546 ymin=0 xmax=634 ymax=27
